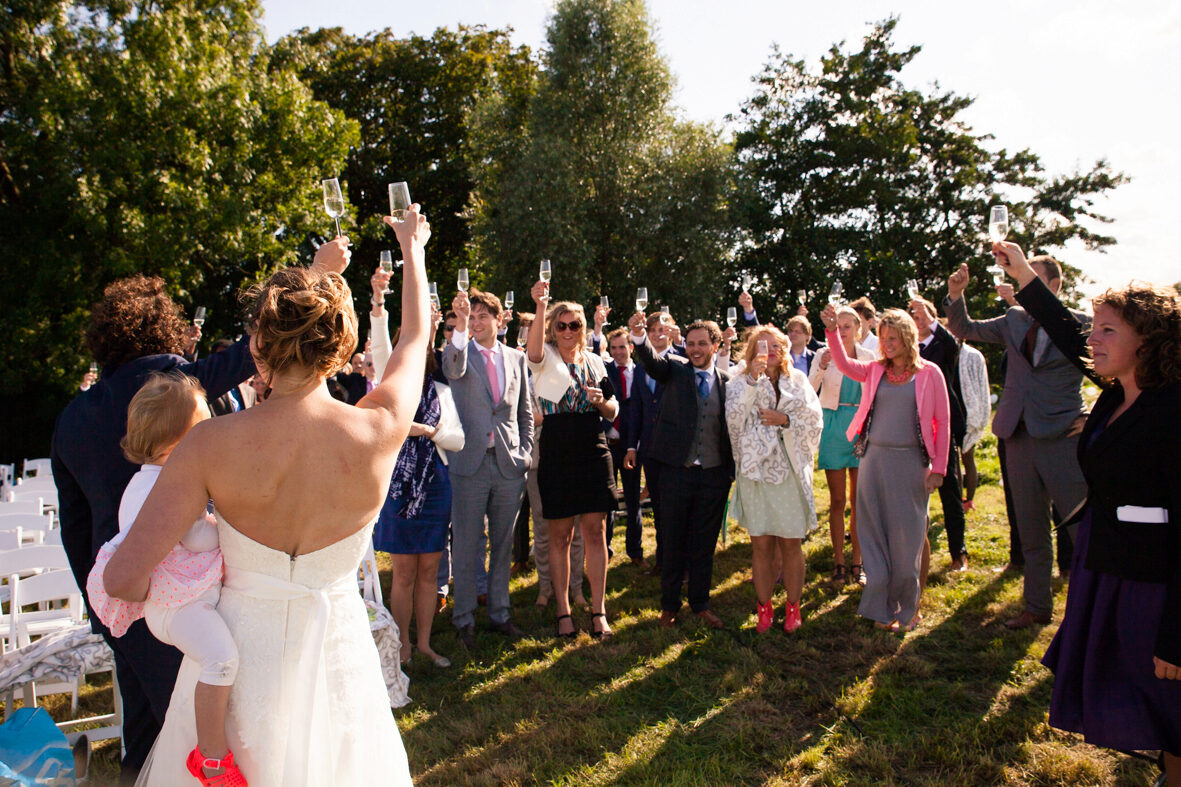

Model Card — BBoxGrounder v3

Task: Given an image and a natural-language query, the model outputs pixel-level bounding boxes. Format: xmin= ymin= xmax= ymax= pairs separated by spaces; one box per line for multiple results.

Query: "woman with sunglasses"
xmin=528 ymin=282 xmax=619 ymax=639
xmin=986 ymin=243 xmax=1181 ymax=784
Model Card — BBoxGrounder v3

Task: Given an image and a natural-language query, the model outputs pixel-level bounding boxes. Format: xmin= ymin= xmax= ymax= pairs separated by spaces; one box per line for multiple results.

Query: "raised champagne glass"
xmin=379 ymin=251 xmax=394 ymax=295
xmin=635 ymin=287 xmax=648 ymax=312
xmin=726 ymin=307 xmax=737 ymax=328
xmin=906 ymin=279 xmax=920 ymax=301
xmin=457 ymin=268 xmax=469 ymax=293
xmin=505 ymin=290 xmax=515 ymax=310
xmin=388 ymin=182 xmax=411 ymax=221
xmin=539 ymin=259 xmax=552 ymax=283
xmin=428 ymin=281 xmax=440 ymax=311
xmin=988 ymin=264 xmax=1007 ymax=302
xmin=828 ymin=281 xmax=843 ymax=306
xmin=193 ymin=306 xmax=206 ymax=328
xmin=322 ymin=178 xmax=344 ymax=237
xmin=989 ymin=205 xmax=1009 ymax=244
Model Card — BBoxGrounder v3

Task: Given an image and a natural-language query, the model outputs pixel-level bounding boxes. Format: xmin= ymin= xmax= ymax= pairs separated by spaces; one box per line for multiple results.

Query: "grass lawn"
xmin=56 ymin=439 xmax=1162 ymax=785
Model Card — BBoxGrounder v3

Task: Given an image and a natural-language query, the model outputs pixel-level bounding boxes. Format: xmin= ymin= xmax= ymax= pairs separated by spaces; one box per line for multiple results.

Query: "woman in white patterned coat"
xmin=726 ymin=325 xmax=824 ymax=634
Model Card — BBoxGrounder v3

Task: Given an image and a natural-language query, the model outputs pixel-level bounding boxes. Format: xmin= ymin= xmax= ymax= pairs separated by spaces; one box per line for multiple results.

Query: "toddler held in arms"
xmin=87 ymin=372 xmax=246 ymax=787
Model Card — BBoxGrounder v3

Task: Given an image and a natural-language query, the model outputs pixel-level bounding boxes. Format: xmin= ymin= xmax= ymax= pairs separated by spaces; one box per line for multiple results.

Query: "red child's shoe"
xmin=186 ymin=747 xmax=248 ymax=787
xmin=755 ymin=601 xmax=774 ymax=633
xmin=783 ymin=601 xmax=802 ymax=633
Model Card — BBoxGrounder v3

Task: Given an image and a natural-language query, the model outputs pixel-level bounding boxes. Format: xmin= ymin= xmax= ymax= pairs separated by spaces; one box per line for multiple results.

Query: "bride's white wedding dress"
xmin=137 ymin=517 xmax=411 ymax=786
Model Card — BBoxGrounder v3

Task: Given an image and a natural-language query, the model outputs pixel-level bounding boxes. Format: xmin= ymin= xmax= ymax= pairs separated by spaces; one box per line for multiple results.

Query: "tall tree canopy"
xmin=469 ymin=0 xmax=733 ymax=321
xmin=270 ymin=25 xmax=537 ymax=317
xmin=730 ymin=17 xmax=1127 ymax=327
xmin=0 ymin=0 xmax=354 ymax=461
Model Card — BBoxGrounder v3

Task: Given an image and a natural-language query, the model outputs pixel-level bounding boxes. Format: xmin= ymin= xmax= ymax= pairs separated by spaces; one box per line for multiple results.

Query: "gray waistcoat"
xmin=686 ymin=371 xmax=724 ymax=469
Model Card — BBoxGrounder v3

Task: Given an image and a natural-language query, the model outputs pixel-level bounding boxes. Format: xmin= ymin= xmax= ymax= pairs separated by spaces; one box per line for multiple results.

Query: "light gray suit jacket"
xmin=944 ymin=295 xmax=1089 ymax=441
xmin=442 ymin=340 xmax=534 ymax=478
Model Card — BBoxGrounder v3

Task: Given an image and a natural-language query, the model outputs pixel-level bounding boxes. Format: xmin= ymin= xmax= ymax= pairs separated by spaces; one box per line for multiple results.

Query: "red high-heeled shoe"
xmin=783 ymin=601 xmax=802 ymax=633
xmin=755 ymin=601 xmax=774 ymax=633
xmin=186 ymin=746 xmax=248 ymax=787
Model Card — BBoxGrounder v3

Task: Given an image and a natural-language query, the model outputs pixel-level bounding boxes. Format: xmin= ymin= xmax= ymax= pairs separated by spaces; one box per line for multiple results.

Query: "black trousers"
xmin=657 ymin=463 xmax=730 ymax=613
xmin=641 ymin=456 xmax=664 ymax=567
xmin=104 ymin=619 xmax=183 ymax=781
xmin=933 ymin=444 xmax=967 ymax=557
xmin=609 ymin=441 xmax=643 ymax=559
xmin=512 ymin=492 xmax=531 ymax=565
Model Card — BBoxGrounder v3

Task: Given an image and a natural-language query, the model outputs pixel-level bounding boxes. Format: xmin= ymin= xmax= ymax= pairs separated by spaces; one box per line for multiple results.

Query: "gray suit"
xmin=443 ymin=339 xmax=534 ymax=629
xmin=945 ymin=295 xmax=1089 ymax=616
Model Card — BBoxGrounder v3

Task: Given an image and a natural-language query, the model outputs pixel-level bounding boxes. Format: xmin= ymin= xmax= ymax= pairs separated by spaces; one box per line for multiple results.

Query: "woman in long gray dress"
xmin=820 ymin=306 xmax=950 ymax=632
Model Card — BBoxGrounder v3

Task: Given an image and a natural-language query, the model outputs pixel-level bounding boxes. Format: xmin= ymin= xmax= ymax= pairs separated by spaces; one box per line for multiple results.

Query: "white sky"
xmin=261 ymin=0 xmax=1181 ymax=295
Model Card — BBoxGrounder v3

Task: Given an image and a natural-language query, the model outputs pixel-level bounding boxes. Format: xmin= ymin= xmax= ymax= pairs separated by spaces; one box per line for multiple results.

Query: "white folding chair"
xmin=40 ymin=530 xmax=63 ymax=547
xmin=7 ymin=570 xmax=86 ymax=712
xmin=20 ymin=459 xmax=52 ymax=479
xmin=0 ymin=500 xmax=43 ymax=517
xmin=0 ymin=532 xmax=22 ymax=552
xmin=0 ymin=465 xmax=13 ymax=495
xmin=6 ymin=489 xmax=57 ymax=510
xmin=0 ymin=545 xmax=75 ymax=652
xmin=0 ymin=514 xmax=54 ymax=545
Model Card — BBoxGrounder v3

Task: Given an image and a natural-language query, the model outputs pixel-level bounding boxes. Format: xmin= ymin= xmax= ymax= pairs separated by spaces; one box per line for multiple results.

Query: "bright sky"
xmin=261 ymin=0 xmax=1180 ymax=297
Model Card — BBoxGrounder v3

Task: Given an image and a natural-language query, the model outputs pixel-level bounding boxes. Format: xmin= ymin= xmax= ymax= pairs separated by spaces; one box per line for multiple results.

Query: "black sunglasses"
xmin=556 ymin=320 xmax=583 ymax=332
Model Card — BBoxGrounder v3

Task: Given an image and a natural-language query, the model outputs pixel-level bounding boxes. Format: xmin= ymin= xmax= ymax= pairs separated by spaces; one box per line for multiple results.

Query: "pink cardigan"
xmin=824 ymin=328 xmax=951 ymax=476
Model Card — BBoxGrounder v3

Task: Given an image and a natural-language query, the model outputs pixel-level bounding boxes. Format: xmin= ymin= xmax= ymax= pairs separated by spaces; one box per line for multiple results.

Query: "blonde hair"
xmin=739 ymin=325 xmax=790 ymax=373
xmin=246 ymin=267 xmax=358 ymax=384
xmin=543 ymin=302 xmax=588 ymax=350
xmin=876 ymin=308 xmax=921 ymax=372
xmin=120 ymin=373 xmax=208 ymax=464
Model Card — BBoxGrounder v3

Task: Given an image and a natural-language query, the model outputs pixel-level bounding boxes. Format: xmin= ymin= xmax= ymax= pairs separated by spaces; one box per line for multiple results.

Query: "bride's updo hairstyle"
xmin=247 ymin=267 xmax=358 ymax=383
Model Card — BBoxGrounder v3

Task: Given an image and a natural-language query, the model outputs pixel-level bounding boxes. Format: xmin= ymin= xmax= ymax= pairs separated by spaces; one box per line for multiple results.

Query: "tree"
xmin=730 ymin=17 xmax=1127 ymax=328
xmin=270 ymin=25 xmax=537 ymax=320
xmin=0 ymin=0 xmax=355 ymax=462
xmin=469 ymin=0 xmax=733 ymax=322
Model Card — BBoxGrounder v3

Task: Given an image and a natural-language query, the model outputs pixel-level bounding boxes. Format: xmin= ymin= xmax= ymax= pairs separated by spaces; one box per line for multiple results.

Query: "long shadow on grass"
xmin=832 ymin=571 xmax=1042 ymax=785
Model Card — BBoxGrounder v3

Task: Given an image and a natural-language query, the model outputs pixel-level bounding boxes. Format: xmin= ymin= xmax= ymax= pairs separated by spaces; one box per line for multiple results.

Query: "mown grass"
xmin=54 ymin=453 xmax=1159 ymax=784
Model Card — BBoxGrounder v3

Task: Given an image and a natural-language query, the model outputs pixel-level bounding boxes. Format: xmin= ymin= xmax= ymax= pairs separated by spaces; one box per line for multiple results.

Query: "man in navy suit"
xmin=604 ymin=328 xmax=646 ymax=566
xmin=785 ymin=316 xmax=817 ymax=375
xmin=624 ymin=311 xmax=683 ymax=574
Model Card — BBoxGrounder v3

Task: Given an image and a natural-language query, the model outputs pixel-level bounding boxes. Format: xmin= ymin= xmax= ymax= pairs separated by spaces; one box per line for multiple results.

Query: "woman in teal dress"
xmin=809 ymin=306 xmax=875 ymax=586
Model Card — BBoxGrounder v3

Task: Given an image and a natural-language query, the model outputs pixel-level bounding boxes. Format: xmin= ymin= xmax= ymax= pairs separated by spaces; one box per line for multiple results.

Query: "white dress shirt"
xmin=451 ymin=328 xmax=506 ymax=396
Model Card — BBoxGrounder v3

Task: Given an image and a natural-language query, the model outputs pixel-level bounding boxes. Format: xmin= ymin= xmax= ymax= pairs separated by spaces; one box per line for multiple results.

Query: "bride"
xmin=104 ymin=207 xmax=431 ymax=786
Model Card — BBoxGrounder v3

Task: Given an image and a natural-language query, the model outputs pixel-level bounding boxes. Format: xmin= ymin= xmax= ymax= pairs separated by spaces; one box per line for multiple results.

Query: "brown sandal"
xmin=830 ymin=564 xmax=847 ymax=586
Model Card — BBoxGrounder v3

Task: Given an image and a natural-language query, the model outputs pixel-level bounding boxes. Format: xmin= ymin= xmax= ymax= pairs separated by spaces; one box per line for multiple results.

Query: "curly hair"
xmin=1093 ymin=282 xmax=1181 ymax=389
xmin=246 ymin=266 xmax=358 ymax=385
xmin=876 ymin=308 xmax=921 ymax=373
xmin=684 ymin=320 xmax=722 ymax=346
xmin=86 ymin=275 xmax=187 ymax=368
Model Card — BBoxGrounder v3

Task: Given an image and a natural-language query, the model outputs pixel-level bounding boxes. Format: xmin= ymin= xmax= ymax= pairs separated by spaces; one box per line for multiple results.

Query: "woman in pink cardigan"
xmin=820 ymin=304 xmax=950 ymax=632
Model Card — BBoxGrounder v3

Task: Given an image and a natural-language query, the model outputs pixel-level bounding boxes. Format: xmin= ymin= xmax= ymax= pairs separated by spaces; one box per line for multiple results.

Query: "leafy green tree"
xmin=270 ymin=25 xmax=537 ymax=318
xmin=731 ymin=17 xmax=1127 ymax=329
xmin=469 ymin=0 xmax=733 ymax=323
xmin=0 ymin=0 xmax=355 ymax=461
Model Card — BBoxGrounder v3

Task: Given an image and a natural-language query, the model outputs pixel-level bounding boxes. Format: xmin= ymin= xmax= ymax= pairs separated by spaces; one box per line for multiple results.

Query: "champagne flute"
xmin=742 ymin=275 xmax=753 ymax=293
xmin=906 ymin=279 xmax=920 ymax=301
xmin=388 ymin=182 xmax=411 ymax=221
xmin=797 ymin=289 xmax=806 ymax=305
xmin=726 ymin=307 xmax=737 ymax=328
xmin=457 ymin=268 xmax=469 ymax=293
xmin=987 ymin=264 xmax=1007 ymax=302
xmin=379 ymin=251 xmax=394 ymax=295
xmin=600 ymin=295 xmax=610 ymax=310
xmin=504 ymin=290 xmax=515 ymax=309
xmin=322 ymin=178 xmax=344 ymax=237
xmin=193 ymin=306 xmax=206 ymax=328
xmin=756 ymin=339 xmax=769 ymax=363
xmin=516 ymin=325 xmax=528 ymax=349
xmin=661 ymin=305 xmax=670 ymax=317
xmin=827 ymin=281 xmax=843 ymax=306
xmin=539 ymin=259 xmax=552 ymax=283
xmin=428 ymin=281 xmax=440 ymax=310
xmin=989 ymin=205 xmax=1009 ymax=243
xmin=89 ymin=361 xmax=98 ymax=377
xmin=636 ymin=287 xmax=648 ymax=312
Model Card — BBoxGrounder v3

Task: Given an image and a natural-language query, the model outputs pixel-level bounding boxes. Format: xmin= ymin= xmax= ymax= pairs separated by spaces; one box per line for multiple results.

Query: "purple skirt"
xmin=1042 ymin=509 xmax=1181 ymax=753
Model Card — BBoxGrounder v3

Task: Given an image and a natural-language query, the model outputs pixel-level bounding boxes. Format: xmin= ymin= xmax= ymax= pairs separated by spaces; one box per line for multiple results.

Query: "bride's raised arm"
xmin=357 ymin=206 xmax=431 ymax=432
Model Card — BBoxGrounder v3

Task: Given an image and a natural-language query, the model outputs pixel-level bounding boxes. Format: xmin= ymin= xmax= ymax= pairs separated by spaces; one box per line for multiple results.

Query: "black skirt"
xmin=537 ymin=411 xmax=618 ymax=519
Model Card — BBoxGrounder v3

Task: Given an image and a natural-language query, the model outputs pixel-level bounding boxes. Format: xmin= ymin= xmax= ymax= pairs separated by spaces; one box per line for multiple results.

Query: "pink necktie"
xmin=481 ymin=348 xmax=501 ymax=402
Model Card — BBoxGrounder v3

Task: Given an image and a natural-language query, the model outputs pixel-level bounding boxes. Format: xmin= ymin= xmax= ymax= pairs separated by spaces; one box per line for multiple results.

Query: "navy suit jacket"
xmin=50 ymin=339 xmax=256 ymax=634
xmin=603 ymin=360 xmax=636 ymax=443
xmin=625 ymin=364 xmax=663 ymax=461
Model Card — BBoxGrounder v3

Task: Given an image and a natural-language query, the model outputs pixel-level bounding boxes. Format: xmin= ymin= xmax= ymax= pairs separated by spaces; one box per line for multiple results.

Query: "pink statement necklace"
xmin=885 ymin=364 xmax=914 ymax=384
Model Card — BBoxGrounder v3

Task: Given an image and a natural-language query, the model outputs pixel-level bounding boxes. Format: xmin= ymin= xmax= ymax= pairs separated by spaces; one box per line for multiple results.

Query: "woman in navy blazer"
xmin=997 ymin=242 xmax=1181 ymax=777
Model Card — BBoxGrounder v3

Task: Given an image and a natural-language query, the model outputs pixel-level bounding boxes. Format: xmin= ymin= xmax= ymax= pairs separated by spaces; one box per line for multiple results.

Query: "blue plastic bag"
xmin=0 ymin=707 xmax=75 ymax=786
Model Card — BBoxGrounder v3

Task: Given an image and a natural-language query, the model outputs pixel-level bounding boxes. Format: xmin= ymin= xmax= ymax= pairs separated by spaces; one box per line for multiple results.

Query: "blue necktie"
xmin=646 ymin=375 xmax=656 ymax=393
xmin=696 ymin=370 xmax=710 ymax=398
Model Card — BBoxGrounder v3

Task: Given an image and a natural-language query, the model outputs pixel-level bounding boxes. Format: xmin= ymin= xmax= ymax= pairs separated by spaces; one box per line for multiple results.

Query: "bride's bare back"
xmin=106 ymin=208 xmax=431 ymax=600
